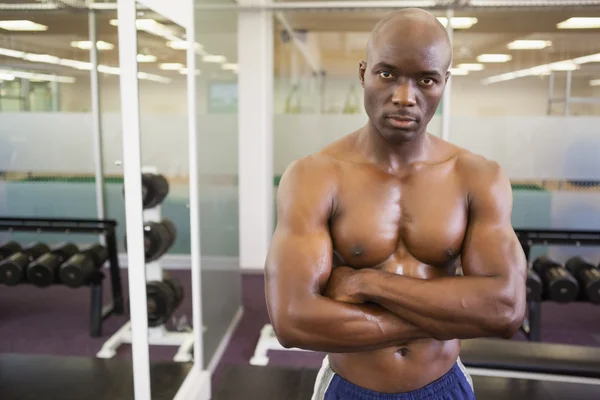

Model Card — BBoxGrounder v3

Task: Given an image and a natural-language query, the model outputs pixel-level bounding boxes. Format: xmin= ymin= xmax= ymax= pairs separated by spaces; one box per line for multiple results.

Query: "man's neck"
xmin=358 ymin=122 xmax=431 ymax=173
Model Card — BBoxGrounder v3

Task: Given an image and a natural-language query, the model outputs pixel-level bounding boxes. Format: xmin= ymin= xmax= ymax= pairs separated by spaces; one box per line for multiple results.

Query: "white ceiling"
xmin=0 ymin=5 xmax=599 ymax=83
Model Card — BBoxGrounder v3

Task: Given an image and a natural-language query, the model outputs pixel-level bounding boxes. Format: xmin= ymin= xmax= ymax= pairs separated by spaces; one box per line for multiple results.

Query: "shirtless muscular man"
xmin=265 ymin=8 xmax=527 ymax=400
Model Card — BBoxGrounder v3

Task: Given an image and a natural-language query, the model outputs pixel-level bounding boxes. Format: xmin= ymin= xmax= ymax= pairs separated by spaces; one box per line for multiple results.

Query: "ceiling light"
xmin=557 ymin=17 xmax=600 ymax=29
xmin=450 ymin=68 xmax=469 ymax=76
xmin=70 ymin=41 xmax=114 ymax=50
xmin=203 ymin=55 xmax=226 ymax=63
xmin=0 ymin=47 xmax=26 ymax=58
xmin=590 ymin=79 xmax=600 ymax=86
xmin=0 ymin=72 xmax=15 ymax=81
xmin=137 ymin=54 xmax=157 ymax=63
xmin=0 ymin=20 xmax=48 ymax=31
xmin=437 ymin=17 xmax=478 ymax=30
xmin=507 ymin=40 xmax=552 ymax=50
xmin=98 ymin=65 xmax=120 ymax=75
xmin=110 ymin=18 xmax=180 ymax=41
xmin=59 ymin=59 xmax=93 ymax=70
xmin=573 ymin=53 xmax=600 ymax=64
xmin=476 ymin=54 xmax=512 ymax=63
xmin=549 ymin=61 xmax=579 ymax=71
xmin=167 ymin=40 xmax=204 ymax=52
xmin=179 ymin=68 xmax=201 ymax=75
xmin=457 ymin=63 xmax=484 ymax=71
xmin=0 ymin=69 xmax=75 ymax=83
xmin=159 ymin=63 xmax=184 ymax=70
xmin=138 ymin=72 xmax=172 ymax=84
xmin=222 ymin=63 xmax=239 ymax=71
xmin=23 ymin=53 xmax=60 ymax=64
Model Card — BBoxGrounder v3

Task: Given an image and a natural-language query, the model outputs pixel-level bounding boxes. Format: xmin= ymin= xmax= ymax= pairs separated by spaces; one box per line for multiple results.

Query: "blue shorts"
xmin=312 ymin=357 xmax=475 ymax=400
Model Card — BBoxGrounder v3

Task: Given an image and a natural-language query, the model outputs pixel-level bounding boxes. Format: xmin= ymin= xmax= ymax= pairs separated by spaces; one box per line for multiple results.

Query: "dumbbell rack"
xmin=0 ymin=217 xmax=124 ymax=337
xmin=515 ymin=228 xmax=600 ymax=342
xmin=97 ymin=167 xmax=194 ymax=362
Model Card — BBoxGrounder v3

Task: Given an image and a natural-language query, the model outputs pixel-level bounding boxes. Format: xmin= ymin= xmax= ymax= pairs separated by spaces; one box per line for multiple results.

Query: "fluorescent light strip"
xmin=71 ymin=41 xmax=114 ymax=50
xmin=507 ymin=40 xmax=552 ymax=50
xmin=0 ymin=46 xmax=169 ymax=83
xmin=0 ymin=72 xmax=15 ymax=81
xmin=222 ymin=63 xmax=239 ymax=71
xmin=591 ymin=79 xmax=600 ymax=86
xmin=557 ymin=17 xmax=600 ymax=29
xmin=137 ymin=54 xmax=157 ymax=63
xmin=450 ymin=68 xmax=469 ymax=76
xmin=203 ymin=55 xmax=226 ymax=63
xmin=0 ymin=20 xmax=48 ymax=31
xmin=458 ymin=63 xmax=485 ymax=71
xmin=0 ymin=69 xmax=75 ymax=83
xmin=437 ymin=17 xmax=478 ymax=29
xmin=482 ymin=57 xmax=590 ymax=84
xmin=110 ymin=19 xmax=181 ymax=41
xmin=477 ymin=54 xmax=512 ymax=63
xmin=159 ymin=63 xmax=184 ymax=70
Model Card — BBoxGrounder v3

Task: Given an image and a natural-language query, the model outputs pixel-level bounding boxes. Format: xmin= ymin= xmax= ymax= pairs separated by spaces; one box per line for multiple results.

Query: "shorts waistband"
xmin=329 ymin=362 xmax=465 ymax=400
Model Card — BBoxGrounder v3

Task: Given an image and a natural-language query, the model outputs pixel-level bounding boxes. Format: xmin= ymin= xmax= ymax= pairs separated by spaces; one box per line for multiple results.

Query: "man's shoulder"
xmin=280 ymin=154 xmax=340 ymax=190
xmin=451 ymin=148 xmax=510 ymax=198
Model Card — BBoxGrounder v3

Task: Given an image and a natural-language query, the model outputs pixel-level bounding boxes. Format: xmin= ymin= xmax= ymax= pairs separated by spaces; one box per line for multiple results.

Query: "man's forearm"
xmin=356 ymin=270 xmax=518 ymax=340
xmin=272 ymin=296 xmax=432 ymax=353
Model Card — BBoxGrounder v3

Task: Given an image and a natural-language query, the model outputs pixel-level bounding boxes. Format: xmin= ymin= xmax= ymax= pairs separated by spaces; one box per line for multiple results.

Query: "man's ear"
xmin=445 ymin=69 xmax=451 ymax=83
xmin=359 ymin=60 xmax=367 ymax=87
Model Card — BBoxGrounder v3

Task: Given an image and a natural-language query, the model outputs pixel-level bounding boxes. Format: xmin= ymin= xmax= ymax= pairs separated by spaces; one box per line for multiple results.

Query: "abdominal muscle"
xmin=328 ymin=338 xmax=460 ymax=393
xmin=327 ymin=258 xmax=461 ymax=393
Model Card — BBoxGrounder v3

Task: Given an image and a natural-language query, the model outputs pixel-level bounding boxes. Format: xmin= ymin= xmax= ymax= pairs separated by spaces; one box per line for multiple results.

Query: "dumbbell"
xmin=142 ymin=173 xmax=169 ymax=209
xmin=565 ymin=257 xmax=600 ymax=305
xmin=146 ymin=275 xmax=184 ymax=327
xmin=532 ymin=256 xmax=579 ymax=303
xmin=526 ymin=269 xmax=543 ymax=302
xmin=0 ymin=242 xmax=22 ymax=261
xmin=123 ymin=173 xmax=170 ymax=209
xmin=126 ymin=219 xmax=177 ymax=261
xmin=59 ymin=244 xmax=109 ymax=288
xmin=0 ymin=242 xmax=22 ymax=283
xmin=27 ymin=243 xmax=79 ymax=288
xmin=0 ymin=242 xmax=51 ymax=285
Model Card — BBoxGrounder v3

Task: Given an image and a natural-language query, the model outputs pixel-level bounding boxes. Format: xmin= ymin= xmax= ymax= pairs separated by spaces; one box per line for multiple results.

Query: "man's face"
xmin=360 ymin=38 xmax=450 ymax=142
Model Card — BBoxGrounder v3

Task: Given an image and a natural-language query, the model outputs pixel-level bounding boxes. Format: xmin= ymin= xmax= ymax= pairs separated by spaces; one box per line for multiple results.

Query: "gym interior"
xmin=1 ymin=0 xmax=600 ymax=399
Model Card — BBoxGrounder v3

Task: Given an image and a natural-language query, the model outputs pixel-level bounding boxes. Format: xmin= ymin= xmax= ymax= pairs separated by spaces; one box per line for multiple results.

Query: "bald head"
xmin=366 ymin=8 xmax=452 ymax=70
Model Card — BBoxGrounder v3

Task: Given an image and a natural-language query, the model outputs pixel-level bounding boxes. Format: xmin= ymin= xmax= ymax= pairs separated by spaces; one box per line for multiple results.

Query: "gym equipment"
xmin=532 ymin=256 xmax=579 ymax=303
xmin=526 ymin=269 xmax=542 ymax=302
xmin=565 ymin=257 xmax=600 ymax=304
xmin=0 ymin=242 xmax=22 ymax=260
xmin=125 ymin=219 xmax=177 ymax=261
xmin=59 ymin=244 xmax=109 ymax=288
xmin=144 ymin=219 xmax=177 ymax=261
xmin=122 ymin=173 xmax=169 ymax=209
xmin=146 ymin=275 xmax=184 ymax=327
xmin=141 ymin=173 xmax=170 ymax=209
xmin=0 ymin=242 xmax=50 ymax=285
xmin=27 ymin=243 xmax=79 ymax=287
xmin=0 ymin=217 xmax=124 ymax=337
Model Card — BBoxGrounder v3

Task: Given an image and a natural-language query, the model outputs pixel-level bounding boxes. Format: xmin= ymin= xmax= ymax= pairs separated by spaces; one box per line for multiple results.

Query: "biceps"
xmin=461 ymin=221 xmax=525 ymax=277
xmin=265 ymin=228 xmax=333 ymax=303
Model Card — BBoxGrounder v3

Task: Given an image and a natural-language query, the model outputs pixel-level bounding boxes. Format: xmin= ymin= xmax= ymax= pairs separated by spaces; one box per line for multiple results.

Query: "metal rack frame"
xmin=515 ymin=228 xmax=600 ymax=341
xmin=0 ymin=217 xmax=125 ymax=337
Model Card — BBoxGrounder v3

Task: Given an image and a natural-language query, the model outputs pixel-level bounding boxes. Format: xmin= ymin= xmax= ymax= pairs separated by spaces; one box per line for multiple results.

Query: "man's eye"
xmin=379 ymin=71 xmax=394 ymax=79
xmin=420 ymin=78 xmax=435 ymax=86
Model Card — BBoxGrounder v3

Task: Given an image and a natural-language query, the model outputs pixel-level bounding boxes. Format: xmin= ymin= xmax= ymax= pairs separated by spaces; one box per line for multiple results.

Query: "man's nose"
xmin=392 ymin=81 xmax=416 ymax=107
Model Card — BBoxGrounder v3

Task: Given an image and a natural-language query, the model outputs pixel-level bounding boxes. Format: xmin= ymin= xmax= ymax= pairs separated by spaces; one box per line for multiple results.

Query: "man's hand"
xmin=324 ymin=266 xmax=366 ymax=304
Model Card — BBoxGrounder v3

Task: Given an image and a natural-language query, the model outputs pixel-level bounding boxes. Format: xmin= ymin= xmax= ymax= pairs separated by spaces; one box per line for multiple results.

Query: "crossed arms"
xmin=265 ymin=156 xmax=527 ymax=353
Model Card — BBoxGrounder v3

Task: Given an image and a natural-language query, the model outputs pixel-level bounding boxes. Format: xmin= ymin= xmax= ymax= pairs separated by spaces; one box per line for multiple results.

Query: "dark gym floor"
xmin=1 ymin=272 xmax=600 ymax=399
xmin=0 ymin=353 xmax=192 ymax=400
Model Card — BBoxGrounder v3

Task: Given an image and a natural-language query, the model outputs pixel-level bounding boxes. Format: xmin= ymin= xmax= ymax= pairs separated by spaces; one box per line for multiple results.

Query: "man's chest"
xmin=329 ymin=165 xmax=469 ymax=270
